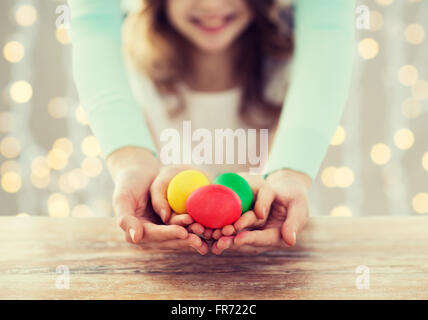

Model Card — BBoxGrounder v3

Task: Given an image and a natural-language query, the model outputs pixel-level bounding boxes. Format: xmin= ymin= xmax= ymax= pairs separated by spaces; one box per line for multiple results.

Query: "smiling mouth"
xmin=189 ymin=13 xmax=238 ymax=33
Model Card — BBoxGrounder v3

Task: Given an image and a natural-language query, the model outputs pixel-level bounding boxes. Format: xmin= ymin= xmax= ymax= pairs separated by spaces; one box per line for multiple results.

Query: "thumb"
xmin=113 ymin=191 xmax=144 ymax=243
xmin=280 ymin=198 xmax=309 ymax=246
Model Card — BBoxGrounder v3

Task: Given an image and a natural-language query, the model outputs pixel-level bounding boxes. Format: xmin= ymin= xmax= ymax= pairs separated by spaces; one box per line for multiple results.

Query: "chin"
xmin=196 ymin=42 xmax=233 ymax=53
xmin=191 ymin=35 xmax=237 ymax=54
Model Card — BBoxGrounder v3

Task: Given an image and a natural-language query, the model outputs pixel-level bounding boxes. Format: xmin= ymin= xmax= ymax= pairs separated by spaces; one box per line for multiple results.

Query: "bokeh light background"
xmin=0 ymin=0 xmax=427 ymax=218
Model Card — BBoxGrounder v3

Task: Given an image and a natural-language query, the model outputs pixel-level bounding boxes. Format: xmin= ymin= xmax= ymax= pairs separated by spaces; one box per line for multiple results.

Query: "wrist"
xmin=266 ymin=168 xmax=312 ymax=189
xmin=107 ymin=146 xmax=160 ymax=179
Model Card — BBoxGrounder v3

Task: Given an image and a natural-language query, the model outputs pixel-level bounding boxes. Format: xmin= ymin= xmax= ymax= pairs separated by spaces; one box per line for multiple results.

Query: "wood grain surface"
xmin=0 ymin=217 xmax=427 ymax=300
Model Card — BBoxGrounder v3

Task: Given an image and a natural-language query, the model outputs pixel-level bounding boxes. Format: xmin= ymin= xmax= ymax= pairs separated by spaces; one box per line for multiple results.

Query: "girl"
xmin=68 ymin=0 xmax=355 ymax=255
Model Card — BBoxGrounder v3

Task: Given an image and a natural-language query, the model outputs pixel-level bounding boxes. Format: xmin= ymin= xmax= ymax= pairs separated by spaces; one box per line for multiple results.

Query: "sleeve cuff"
xmin=265 ymin=127 xmax=330 ymax=181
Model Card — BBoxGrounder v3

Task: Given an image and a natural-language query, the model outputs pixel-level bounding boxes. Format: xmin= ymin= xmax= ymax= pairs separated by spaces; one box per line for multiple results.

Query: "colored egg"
xmin=214 ymin=173 xmax=253 ymax=214
xmin=167 ymin=170 xmax=210 ymax=214
xmin=186 ymin=185 xmax=242 ymax=229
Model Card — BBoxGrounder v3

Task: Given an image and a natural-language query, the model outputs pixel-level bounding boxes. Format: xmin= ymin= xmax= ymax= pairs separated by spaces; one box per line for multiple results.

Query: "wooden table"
xmin=0 ymin=217 xmax=427 ymax=300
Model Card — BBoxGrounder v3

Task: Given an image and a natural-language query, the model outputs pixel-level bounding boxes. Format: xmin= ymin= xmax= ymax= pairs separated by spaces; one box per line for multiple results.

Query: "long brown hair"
xmin=124 ymin=0 xmax=294 ymax=128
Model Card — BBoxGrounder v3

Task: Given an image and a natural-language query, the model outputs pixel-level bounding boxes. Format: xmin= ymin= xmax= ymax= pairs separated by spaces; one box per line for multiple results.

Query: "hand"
xmin=107 ymin=147 xmax=208 ymax=254
xmin=211 ymin=169 xmax=312 ymax=255
xmin=149 ymin=165 xmax=212 ymax=239
xmin=211 ymin=172 xmax=275 ymax=240
xmin=125 ymin=201 xmax=209 ymax=255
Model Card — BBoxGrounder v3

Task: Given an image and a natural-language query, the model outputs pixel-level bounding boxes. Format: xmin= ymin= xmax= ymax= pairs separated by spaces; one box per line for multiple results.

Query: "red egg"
xmin=186 ymin=185 xmax=242 ymax=229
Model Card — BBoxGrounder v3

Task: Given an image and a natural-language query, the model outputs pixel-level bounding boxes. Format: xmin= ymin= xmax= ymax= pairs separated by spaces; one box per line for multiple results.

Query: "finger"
xmin=187 ymin=233 xmax=209 ymax=255
xmin=211 ymin=236 xmax=233 ymax=255
xmin=233 ymin=210 xmax=258 ymax=232
xmin=254 ymin=185 xmax=275 ymax=219
xmin=145 ymin=234 xmax=208 ymax=255
xmin=124 ymin=230 xmax=134 ymax=244
xmin=139 ymin=238 xmax=195 ymax=252
xmin=281 ymin=198 xmax=309 ymax=246
xmin=234 ymin=229 xmax=283 ymax=247
xmin=234 ymin=245 xmax=268 ymax=255
xmin=169 ymin=213 xmax=194 ymax=226
xmin=221 ymin=225 xmax=235 ymax=236
xmin=117 ymin=214 xmax=144 ymax=244
xmin=188 ymin=222 xmax=205 ymax=235
xmin=217 ymin=236 xmax=234 ymax=250
xmin=113 ymin=189 xmax=145 ymax=243
xmin=150 ymin=174 xmax=172 ymax=223
xmin=141 ymin=220 xmax=188 ymax=242
xmin=210 ymin=237 xmax=269 ymax=255
xmin=211 ymin=241 xmax=222 ymax=255
xmin=193 ymin=240 xmax=209 ymax=255
xmin=203 ymin=228 xmax=213 ymax=240
xmin=212 ymin=229 xmax=222 ymax=240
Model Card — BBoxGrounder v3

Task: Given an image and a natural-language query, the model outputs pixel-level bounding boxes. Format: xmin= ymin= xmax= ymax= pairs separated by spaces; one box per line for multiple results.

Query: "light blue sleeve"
xmin=266 ymin=0 xmax=356 ymax=180
xmin=68 ymin=0 xmax=156 ymax=158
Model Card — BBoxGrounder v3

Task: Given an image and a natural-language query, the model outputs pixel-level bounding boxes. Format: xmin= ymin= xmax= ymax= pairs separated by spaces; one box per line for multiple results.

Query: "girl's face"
xmin=166 ymin=0 xmax=254 ymax=53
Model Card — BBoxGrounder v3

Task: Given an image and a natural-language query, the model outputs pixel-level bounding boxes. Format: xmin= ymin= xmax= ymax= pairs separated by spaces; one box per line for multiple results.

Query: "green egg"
xmin=213 ymin=173 xmax=253 ymax=214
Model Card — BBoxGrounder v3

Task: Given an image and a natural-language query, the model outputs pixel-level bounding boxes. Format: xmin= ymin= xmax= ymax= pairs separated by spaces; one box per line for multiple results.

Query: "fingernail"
xmin=293 ymin=232 xmax=297 ymax=244
xmin=129 ymin=228 xmax=136 ymax=243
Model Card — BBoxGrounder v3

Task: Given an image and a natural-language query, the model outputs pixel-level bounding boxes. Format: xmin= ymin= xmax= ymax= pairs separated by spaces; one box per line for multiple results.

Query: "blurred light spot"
xmin=369 ymin=11 xmax=383 ymax=31
xmin=334 ymin=167 xmax=355 ymax=188
xmin=68 ymin=168 xmax=88 ymax=190
xmin=358 ymin=38 xmax=379 ymax=60
xmin=15 ymin=5 xmax=38 ymax=27
xmin=411 ymin=80 xmax=428 ymax=101
xmin=56 ymin=28 xmax=70 ymax=45
xmin=401 ymin=98 xmax=421 ymax=118
xmin=321 ymin=166 xmax=337 ymax=188
xmin=82 ymin=157 xmax=103 ymax=177
xmin=371 ymin=143 xmax=391 ymax=165
xmin=72 ymin=204 xmax=93 ymax=218
xmin=330 ymin=125 xmax=346 ymax=146
xmin=412 ymin=193 xmax=428 ymax=214
xmin=0 ymin=136 xmax=21 ymax=158
xmin=3 ymin=41 xmax=25 ymax=63
xmin=330 ymin=206 xmax=352 ymax=217
xmin=1 ymin=160 xmax=20 ymax=175
xmin=422 ymin=152 xmax=428 ymax=172
xmin=53 ymin=138 xmax=73 ymax=157
xmin=75 ymin=105 xmax=89 ymax=125
xmin=48 ymin=193 xmax=70 ymax=217
xmin=0 ymin=112 xmax=13 ymax=133
xmin=31 ymin=156 xmax=50 ymax=177
xmin=81 ymin=136 xmax=101 ymax=157
xmin=47 ymin=97 xmax=68 ymax=119
xmin=405 ymin=24 xmax=425 ymax=45
xmin=1 ymin=172 xmax=22 ymax=193
xmin=398 ymin=65 xmax=418 ymax=86
xmin=10 ymin=81 xmax=33 ymax=103
xmin=31 ymin=172 xmax=50 ymax=189
xmin=376 ymin=0 xmax=393 ymax=5
xmin=394 ymin=128 xmax=414 ymax=150
xmin=47 ymin=148 xmax=68 ymax=170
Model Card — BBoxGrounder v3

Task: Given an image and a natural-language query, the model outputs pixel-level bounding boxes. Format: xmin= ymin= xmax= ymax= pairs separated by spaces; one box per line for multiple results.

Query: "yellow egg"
xmin=167 ymin=170 xmax=210 ymax=214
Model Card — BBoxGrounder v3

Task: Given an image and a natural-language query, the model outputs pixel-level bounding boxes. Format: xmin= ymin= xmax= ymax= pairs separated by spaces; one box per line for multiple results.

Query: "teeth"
xmin=203 ymin=18 xmax=225 ymax=28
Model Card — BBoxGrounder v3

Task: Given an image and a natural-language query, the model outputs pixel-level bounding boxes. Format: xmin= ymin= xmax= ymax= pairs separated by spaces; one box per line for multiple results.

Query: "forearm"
xmin=266 ymin=0 xmax=355 ymax=181
xmin=68 ymin=0 xmax=156 ymax=159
